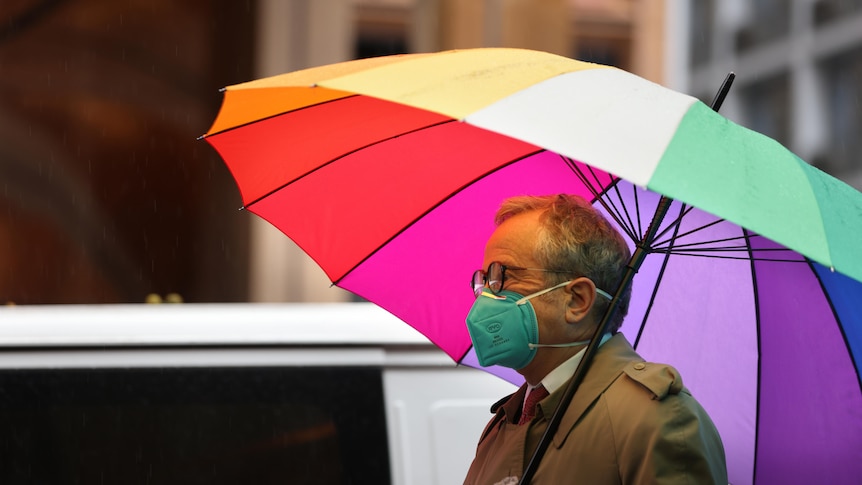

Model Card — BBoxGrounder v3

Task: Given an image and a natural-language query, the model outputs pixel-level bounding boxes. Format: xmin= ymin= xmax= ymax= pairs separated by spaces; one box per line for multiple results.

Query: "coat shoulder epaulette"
xmin=621 ymin=361 xmax=685 ymax=400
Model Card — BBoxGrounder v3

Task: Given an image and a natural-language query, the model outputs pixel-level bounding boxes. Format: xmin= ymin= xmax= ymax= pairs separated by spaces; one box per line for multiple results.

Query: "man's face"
xmin=482 ymin=211 xmax=571 ymax=348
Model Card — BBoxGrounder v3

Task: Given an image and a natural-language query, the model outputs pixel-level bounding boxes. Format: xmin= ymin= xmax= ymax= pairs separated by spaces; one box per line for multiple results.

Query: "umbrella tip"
xmin=196 ymin=134 xmax=206 ymax=141
xmin=219 ymin=87 xmax=227 ymax=93
xmin=238 ymin=206 xmax=246 ymax=212
xmin=709 ymin=72 xmax=736 ymax=112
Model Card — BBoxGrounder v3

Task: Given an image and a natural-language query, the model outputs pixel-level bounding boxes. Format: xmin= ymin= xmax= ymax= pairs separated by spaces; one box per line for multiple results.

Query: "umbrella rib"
xmin=652 ymin=210 xmax=793 ymax=254
xmin=580 ymin=158 xmax=611 ymax=194
xmin=651 ymin=204 xmax=710 ymax=245
xmin=633 ymin=199 xmax=688 ymax=349
xmin=651 ymin=250 xmax=807 ymax=263
xmin=603 ymin=193 xmax=640 ymax=242
xmin=805 ymin=259 xmax=862 ymax=395
xmin=562 ymin=156 xmax=604 ymax=199
xmin=563 ymin=157 xmax=639 ymax=242
xmin=744 ymin=228 xmax=763 ymax=485
xmin=606 ymin=174 xmax=640 ymax=242
xmin=651 ymin=213 xmax=741 ymax=250
xmin=242 ymin=118 xmax=458 ymax=209
xmin=202 ymin=93 xmax=361 ymax=139
xmin=633 ymin=184 xmax=643 ymax=239
xmin=654 ymin=233 xmax=802 ymax=261
xmin=654 ymin=233 xmax=764 ymax=250
xmin=661 ymin=245 xmax=794 ymax=254
xmin=655 ymin=233 xmax=739 ymax=249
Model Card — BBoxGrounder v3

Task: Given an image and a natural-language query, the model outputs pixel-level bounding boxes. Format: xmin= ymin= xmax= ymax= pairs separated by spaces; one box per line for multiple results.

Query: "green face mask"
xmin=465 ymin=282 xmax=613 ymax=370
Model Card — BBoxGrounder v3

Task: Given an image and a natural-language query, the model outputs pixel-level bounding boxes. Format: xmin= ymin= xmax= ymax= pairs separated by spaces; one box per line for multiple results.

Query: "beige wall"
xmin=436 ymin=0 xmax=568 ymax=55
xmin=631 ymin=0 xmax=666 ymax=84
xmin=250 ymin=0 xmax=355 ymax=303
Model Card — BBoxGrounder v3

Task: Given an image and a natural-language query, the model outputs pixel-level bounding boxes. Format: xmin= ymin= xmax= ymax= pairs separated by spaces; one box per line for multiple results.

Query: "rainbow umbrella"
xmin=203 ymin=48 xmax=862 ymax=485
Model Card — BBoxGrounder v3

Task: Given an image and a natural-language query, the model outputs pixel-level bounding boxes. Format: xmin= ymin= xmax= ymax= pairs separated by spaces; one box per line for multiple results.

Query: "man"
xmin=463 ymin=194 xmax=727 ymax=484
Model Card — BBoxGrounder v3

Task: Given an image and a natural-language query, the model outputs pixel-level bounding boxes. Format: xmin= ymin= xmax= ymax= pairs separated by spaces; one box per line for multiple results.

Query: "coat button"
xmin=633 ymin=362 xmax=646 ymax=370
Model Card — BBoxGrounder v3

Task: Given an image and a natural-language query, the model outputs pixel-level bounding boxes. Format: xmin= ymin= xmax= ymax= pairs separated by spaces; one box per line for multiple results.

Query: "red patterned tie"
xmin=519 ymin=385 xmax=550 ymax=425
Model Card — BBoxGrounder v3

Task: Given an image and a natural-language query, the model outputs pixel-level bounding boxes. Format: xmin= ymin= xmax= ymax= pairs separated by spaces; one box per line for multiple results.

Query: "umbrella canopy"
xmin=203 ymin=48 xmax=862 ymax=485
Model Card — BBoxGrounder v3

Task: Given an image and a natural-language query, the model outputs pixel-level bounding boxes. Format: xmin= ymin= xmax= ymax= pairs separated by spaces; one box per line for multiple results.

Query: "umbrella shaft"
xmin=629 ymin=195 xmax=673 ymax=271
xmin=520 ymin=195 xmax=673 ymax=485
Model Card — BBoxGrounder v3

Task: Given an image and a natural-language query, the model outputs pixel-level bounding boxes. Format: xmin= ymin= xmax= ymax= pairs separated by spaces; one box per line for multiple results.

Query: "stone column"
xmin=249 ymin=0 xmax=354 ymax=302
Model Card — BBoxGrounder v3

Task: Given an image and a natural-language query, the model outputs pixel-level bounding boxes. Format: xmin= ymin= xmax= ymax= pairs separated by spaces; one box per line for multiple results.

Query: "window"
xmin=736 ymin=0 xmax=790 ymax=52
xmin=354 ymin=2 xmax=409 ymax=59
xmin=819 ymin=48 xmax=862 ymax=176
xmin=689 ymin=0 xmax=714 ymax=66
xmin=741 ymin=73 xmax=792 ymax=147
xmin=0 ymin=366 xmax=391 ymax=484
xmin=575 ymin=36 xmax=631 ymax=70
xmin=814 ymin=0 xmax=862 ymax=25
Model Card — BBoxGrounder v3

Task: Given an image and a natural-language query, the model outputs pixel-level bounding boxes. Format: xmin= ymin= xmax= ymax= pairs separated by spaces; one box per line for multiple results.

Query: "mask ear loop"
xmin=515 ymin=281 xmax=572 ymax=305
xmin=528 ymin=332 xmax=613 ymax=350
xmin=519 ymin=281 xmax=614 ymax=350
xmin=515 ymin=281 xmax=613 ymax=305
xmin=528 ymin=339 xmax=591 ymax=349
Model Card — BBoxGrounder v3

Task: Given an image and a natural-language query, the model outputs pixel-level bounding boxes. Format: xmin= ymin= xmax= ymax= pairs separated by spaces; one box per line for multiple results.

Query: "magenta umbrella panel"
xmin=316 ymin=151 xmax=862 ymax=485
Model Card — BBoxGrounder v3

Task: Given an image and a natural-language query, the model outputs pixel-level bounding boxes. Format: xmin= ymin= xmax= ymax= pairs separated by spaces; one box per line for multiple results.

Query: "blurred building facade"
xmin=0 ymin=0 xmax=688 ymax=305
xmin=22 ymin=1 xmax=857 ymax=304
xmin=685 ymin=0 xmax=862 ymax=188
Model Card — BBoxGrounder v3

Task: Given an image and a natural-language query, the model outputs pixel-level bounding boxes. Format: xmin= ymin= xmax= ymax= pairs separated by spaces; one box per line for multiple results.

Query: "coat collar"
xmin=491 ymin=333 xmax=643 ymax=424
xmin=544 ymin=333 xmax=643 ymax=447
xmin=489 ymin=334 xmax=643 ymax=439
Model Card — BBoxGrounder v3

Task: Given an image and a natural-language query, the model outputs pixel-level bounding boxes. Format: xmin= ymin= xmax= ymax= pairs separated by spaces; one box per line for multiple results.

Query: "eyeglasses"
xmin=471 ymin=262 xmax=573 ymax=298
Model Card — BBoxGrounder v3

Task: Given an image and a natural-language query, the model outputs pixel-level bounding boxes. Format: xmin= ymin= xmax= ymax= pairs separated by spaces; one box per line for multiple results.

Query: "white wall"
xmin=384 ymin=366 xmax=516 ymax=485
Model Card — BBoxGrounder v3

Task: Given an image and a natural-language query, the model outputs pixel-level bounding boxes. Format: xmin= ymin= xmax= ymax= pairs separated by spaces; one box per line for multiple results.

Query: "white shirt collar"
xmin=539 ymin=333 xmax=613 ymax=394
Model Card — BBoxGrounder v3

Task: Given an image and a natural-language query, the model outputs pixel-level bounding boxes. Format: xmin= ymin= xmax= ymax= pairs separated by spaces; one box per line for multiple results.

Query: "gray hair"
xmin=495 ymin=194 xmax=631 ymax=332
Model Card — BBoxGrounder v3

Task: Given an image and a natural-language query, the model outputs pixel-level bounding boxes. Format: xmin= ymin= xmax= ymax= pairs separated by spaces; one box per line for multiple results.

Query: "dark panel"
xmin=0 ymin=366 xmax=391 ymax=484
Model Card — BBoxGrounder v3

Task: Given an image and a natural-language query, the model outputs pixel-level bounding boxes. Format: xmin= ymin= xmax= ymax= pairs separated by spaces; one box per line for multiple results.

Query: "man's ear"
xmin=564 ymin=277 xmax=597 ymax=323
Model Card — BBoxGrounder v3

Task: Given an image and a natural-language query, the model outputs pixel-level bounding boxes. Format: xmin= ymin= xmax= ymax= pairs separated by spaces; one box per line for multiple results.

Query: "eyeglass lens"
xmin=471 ymin=262 xmax=505 ymax=297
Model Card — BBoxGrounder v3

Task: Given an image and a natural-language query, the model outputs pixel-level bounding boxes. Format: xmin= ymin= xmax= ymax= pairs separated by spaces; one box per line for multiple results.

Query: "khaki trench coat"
xmin=463 ymin=334 xmax=727 ymax=485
